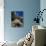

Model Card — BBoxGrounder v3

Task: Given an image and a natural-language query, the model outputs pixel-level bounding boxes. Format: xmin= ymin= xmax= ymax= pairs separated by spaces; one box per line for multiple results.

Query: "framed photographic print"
xmin=11 ymin=11 xmax=24 ymax=27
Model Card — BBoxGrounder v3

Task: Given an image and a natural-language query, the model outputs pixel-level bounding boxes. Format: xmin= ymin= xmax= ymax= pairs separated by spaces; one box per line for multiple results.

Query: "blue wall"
xmin=4 ymin=0 xmax=40 ymax=42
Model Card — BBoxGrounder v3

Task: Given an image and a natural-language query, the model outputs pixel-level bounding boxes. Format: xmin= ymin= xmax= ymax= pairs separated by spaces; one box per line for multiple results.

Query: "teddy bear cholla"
xmin=23 ymin=32 xmax=34 ymax=46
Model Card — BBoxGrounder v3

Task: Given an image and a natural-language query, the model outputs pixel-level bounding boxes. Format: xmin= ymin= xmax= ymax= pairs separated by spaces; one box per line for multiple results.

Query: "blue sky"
xmin=16 ymin=11 xmax=23 ymax=17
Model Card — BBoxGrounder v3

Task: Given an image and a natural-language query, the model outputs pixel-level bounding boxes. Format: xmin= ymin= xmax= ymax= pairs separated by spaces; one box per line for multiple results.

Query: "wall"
xmin=4 ymin=0 xmax=40 ymax=42
xmin=40 ymin=0 xmax=46 ymax=27
xmin=0 ymin=0 xmax=4 ymax=42
xmin=40 ymin=0 xmax=46 ymax=45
